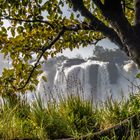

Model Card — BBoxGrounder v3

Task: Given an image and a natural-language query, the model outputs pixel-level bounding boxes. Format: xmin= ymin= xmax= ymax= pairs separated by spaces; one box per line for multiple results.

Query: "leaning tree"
xmin=0 ymin=0 xmax=139 ymax=94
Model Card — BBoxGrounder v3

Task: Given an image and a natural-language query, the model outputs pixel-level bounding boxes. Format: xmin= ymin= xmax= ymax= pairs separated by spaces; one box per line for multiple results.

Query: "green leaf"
xmin=136 ymin=73 xmax=140 ymax=78
xmin=70 ymin=13 xmax=74 ymax=20
xmin=0 ymin=21 xmax=4 ymax=26
xmin=1 ymin=27 xmax=6 ymax=33
xmin=17 ymin=26 xmax=24 ymax=34
xmin=76 ymin=14 xmax=80 ymax=18
xmin=22 ymin=0 xmax=28 ymax=6
xmin=42 ymin=76 xmax=47 ymax=82
xmin=37 ymin=15 xmax=44 ymax=20
xmin=11 ymin=28 xmax=15 ymax=37
xmin=39 ymin=0 xmax=42 ymax=4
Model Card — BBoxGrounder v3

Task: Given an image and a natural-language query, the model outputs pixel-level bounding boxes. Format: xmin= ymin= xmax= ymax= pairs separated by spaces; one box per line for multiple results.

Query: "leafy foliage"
xmin=0 ymin=0 xmax=136 ymax=94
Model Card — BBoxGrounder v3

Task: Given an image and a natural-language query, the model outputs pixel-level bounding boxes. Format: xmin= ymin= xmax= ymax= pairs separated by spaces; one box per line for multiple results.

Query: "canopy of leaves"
xmin=0 ymin=0 xmax=135 ymax=95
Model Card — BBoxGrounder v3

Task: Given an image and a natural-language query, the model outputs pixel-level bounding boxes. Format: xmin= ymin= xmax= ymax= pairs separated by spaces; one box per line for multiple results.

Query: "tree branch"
xmin=92 ymin=0 xmax=135 ymax=59
xmin=134 ymin=0 xmax=140 ymax=25
xmin=91 ymin=0 xmax=104 ymax=11
xmin=12 ymin=27 xmax=65 ymax=90
xmin=69 ymin=0 xmax=126 ymax=51
xmin=0 ymin=16 xmax=54 ymax=29
xmin=70 ymin=0 xmax=101 ymax=26
xmin=125 ymin=6 xmax=134 ymax=11
xmin=65 ymin=23 xmax=124 ymax=49
xmin=10 ymin=22 xmax=125 ymax=91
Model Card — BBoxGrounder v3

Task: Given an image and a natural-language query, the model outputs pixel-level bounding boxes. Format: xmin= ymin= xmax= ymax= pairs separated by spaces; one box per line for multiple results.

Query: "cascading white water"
xmin=96 ymin=62 xmax=111 ymax=101
xmin=54 ymin=60 xmax=117 ymax=102
xmin=38 ymin=58 xmax=140 ymax=104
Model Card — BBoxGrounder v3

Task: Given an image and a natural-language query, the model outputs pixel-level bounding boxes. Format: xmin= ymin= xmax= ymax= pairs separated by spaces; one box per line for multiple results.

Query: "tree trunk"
xmin=104 ymin=7 xmax=140 ymax=68
xmin=125 ymin=40 xmax=140 ymax=68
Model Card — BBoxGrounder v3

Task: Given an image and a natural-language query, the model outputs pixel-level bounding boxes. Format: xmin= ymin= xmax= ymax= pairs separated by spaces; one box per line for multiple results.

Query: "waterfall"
xmin=53 ymin=60 xmax=113 ymax=102
xmin=36 ymin=58 xmax=140 ymax=103
xmin=96 ymin=62 xmax=111 ymax=101
xmin=0 ymin=51 xmax=139 ymax=104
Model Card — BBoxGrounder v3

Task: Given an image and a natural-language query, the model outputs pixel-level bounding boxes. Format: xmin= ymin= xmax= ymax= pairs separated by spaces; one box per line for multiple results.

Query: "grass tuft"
xmin=0 ymin=92 xmax=140 ymax=139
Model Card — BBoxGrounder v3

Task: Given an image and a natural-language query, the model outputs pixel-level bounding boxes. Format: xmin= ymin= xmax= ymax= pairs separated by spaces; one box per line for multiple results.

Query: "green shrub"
xmin=59 ymin=95 xmax=100 ymax=137
xmin=0 ymin=92 xmax=140 ymax=139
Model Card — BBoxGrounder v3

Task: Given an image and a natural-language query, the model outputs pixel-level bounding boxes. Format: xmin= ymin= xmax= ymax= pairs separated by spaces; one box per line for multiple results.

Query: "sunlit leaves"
xmin=17 ymin=26 xmax=24 ymax=34
xmin=42 ymin=76 xmax=47 ymax=82
xmin=0 ymin=21 xmax=3 ymax=26
xmin=10 ymin=27 xmax=16 ymax=37
xmin=0 ymin=0 xmax=136 ymax=95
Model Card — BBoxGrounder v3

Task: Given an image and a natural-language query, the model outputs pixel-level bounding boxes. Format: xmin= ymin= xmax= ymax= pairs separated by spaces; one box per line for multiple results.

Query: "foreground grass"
xmin=0 ymin=93 xmax=140 ymax=139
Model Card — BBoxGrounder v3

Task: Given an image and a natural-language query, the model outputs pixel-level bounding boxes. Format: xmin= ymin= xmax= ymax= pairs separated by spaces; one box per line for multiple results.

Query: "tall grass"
xmin=0 ymin=92 xmax=140 ymax=139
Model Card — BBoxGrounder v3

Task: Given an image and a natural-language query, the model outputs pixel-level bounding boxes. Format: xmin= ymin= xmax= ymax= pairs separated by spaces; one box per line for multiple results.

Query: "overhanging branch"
xmin=69 ymin=0 xmax=125 ymax=50
xmin=12 ymin=27 xmax=65 ymax=90
xmin=91 ymin=0 xmax=104 ymax=11
xmin=65 ymin=23 xmax=124 ymax=49
xmin=10 ymin=22 xmax=124 ymax=91
xmin=0 ymin=16 xmax=54 ymax=29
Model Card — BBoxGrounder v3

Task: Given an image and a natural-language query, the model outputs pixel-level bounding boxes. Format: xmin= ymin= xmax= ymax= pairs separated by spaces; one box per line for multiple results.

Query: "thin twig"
xmin=125 ymin=6 xmax=134 ymax=11
xmin=0 ymin=16 xmax=54 ymax=29
xmin=13 ymin=27 xmax=65 ymax=90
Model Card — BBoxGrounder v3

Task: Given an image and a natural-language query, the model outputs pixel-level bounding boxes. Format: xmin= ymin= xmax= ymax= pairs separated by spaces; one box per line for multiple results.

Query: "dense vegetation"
xmin=0 ymin=91 xmax=139 ymax=139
